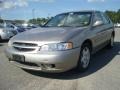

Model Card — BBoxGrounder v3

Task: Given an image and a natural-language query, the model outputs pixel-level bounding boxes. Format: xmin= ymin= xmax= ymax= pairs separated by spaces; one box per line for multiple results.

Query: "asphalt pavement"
xmin=0 ymin=28 xmax=120 ymax=90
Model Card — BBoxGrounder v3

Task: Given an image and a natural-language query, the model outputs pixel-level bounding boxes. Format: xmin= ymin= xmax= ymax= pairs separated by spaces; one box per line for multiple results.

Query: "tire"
xmin=107 ymin=35 xmax=114 ymax=48
xmin=77 ymin=43 xmax=91 ymax=72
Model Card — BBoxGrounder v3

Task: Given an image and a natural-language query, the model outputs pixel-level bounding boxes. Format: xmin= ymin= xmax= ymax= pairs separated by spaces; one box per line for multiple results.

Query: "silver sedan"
xmin=5 ymin=10 xmax=115 ymax=73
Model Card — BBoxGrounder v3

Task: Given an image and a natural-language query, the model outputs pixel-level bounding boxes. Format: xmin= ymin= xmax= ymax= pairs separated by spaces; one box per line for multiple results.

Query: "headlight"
xmin=40 ymin=42 xmax=73 ymax=51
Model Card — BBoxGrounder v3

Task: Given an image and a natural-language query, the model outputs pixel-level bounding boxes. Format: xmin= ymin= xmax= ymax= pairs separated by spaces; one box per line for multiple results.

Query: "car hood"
xmin=10 ymin=27 xmax=88 ymax=45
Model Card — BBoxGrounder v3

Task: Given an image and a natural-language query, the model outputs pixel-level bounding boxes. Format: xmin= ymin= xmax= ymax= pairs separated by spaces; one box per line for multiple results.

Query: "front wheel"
xmin=77 ymin=43 xmax=91 ymax=72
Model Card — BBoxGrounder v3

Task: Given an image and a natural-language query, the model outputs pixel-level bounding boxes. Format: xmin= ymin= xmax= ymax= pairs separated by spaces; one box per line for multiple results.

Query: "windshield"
xmin=45 ymin=12 xmax=92 ymax=27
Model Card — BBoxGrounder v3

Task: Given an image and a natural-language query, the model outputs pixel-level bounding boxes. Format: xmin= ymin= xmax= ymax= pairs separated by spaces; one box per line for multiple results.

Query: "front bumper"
xmin=5 ymin=47 xmax=80 ymax=73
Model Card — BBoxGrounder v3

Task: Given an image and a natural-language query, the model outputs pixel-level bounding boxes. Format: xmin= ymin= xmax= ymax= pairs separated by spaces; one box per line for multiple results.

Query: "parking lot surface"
xmin=0 ymin=28 xmax=120 ymax=90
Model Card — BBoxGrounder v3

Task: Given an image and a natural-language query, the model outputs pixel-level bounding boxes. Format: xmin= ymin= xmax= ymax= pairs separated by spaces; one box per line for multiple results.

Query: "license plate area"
xmin=12 ymin=54 xmax=25 ymax=62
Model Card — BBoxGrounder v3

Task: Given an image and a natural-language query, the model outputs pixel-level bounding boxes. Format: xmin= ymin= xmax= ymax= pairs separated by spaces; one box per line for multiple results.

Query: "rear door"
xmin=92 ymin=12 xmax=113 ymax=49
xmin=100 ymin=13 xmax=113 ymax=41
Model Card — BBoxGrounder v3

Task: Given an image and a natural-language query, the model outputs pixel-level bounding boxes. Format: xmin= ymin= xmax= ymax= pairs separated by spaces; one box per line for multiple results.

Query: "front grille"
xmin=13 ymin=42 xmax=38 ymax=47
xmin=13 ymin=46 xmax=35 ymax=52
xmin=15 ymin=61 xmax=39 ymax=67
xmin=12 ymin=42 xmax=38 ymax=52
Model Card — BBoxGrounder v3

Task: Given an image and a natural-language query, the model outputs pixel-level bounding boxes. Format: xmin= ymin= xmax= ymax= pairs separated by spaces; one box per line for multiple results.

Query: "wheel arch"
xmin=82 ymin=39 xmax=93 ymax=52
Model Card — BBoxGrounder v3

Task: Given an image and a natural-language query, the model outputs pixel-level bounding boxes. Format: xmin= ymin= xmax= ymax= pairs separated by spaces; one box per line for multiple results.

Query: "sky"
xmin=0 ymin=0 xmax=120 ymax=20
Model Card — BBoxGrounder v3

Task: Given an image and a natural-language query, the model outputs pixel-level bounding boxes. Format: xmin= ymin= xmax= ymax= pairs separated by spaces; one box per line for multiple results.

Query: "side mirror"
xmin=93 ymin=20 xmax=103 ymax=27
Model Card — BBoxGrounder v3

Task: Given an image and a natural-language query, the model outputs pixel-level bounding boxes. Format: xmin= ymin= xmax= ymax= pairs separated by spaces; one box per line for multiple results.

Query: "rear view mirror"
xmin=93 ymin=20 xmax=103 ymax=27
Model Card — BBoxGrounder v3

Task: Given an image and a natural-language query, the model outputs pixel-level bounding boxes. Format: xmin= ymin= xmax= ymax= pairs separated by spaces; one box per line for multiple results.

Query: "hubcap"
xmin=81 ymin=47 xmax=90 ymax=68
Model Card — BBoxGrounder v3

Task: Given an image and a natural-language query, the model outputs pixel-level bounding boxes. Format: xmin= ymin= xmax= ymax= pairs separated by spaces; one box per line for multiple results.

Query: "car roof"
xmin=59 ymin=10 xmax=101 ymax=15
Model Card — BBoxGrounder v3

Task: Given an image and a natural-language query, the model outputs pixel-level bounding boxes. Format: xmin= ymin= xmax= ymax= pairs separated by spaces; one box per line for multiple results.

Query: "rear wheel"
xmin=77 ymin=43 xmax=91 ymax=72
xmin=107 ymin=35 xmax=114 ymax=48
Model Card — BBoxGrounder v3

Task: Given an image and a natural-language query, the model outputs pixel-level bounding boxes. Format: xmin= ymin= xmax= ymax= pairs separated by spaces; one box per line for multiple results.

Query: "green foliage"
xmin=12 ymin=20 xmax=25 ymax=24
xmin=0 ymin=18 xmax=3 ymax=23
xmin=1 ymin=9 xmax=120 ymax=25
xmin=28 ymin=17 xmax=51 ymax=25
xmin=105 ymin=9 xmax=120 ymax=23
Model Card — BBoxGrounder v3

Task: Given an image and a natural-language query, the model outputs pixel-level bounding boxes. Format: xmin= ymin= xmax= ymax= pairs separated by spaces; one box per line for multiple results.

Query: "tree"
xmin=105 ymin=9 xmax=120 ymax=23
xmin=28 ymin=17 xmax=51 ymax=25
